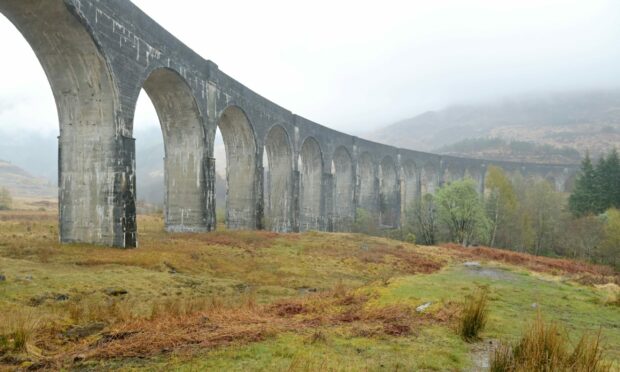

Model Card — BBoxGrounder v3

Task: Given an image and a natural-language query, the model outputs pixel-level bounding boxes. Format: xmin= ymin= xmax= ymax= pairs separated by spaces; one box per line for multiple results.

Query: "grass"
xmin=458 ymin=289 xmax=489 ymax=342
xmin=0 ymin=210 xmax=618 ymax=370
xmin=490 ymin=315 xmax=612 ymax=372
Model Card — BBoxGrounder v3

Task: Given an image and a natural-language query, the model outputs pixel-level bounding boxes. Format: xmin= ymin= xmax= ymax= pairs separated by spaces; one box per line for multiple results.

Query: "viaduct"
xmin=0 ymin=0 xmax=580 ymax=247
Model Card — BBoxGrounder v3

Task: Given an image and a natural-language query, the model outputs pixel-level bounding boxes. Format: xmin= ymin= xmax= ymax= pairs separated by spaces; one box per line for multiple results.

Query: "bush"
xmin=353 ymin=208 xmax=379 ymax=236
xmin=458 ymin=289 xmax=488 ymax=342
xmin=490 ymin=315 xmax=611 ymax=372
xmin=0 ymin=187 xmax=12 ymax=211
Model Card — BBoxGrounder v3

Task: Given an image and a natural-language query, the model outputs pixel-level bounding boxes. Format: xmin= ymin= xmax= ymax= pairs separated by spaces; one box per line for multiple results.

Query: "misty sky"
xmin=1 ymin=0 xmax=620 ymax=137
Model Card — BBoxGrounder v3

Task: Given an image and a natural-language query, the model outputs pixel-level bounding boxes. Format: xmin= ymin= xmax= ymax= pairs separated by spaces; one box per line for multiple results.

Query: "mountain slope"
xmin=0 ymin=159 xmax=56 ymax=197
xmin=368 ymin=90 xmax=620 ymax=161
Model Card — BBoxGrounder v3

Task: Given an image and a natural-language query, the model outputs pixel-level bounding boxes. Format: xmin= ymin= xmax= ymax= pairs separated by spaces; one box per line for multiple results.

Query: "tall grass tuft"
xmin=490 ymin=315 xmax=612 ymax=372
xmin=0 ymin=311 xmax=38 ymax=353
xmin=458 ymin=289 xmax=488 ymax=342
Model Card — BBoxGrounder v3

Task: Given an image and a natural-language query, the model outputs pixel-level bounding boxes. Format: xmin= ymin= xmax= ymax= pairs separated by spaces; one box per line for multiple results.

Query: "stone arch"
xmin=217 ymin=106 xmax=258 ymax=230
xmin=465 ymin=165 xmax=486 ymax=194
xmin=0 ymin=0 xmax=136 ymax=246
xmin=140 ymin=68 xmax=207 ymax=232
xmin=299 ymin=137 xmax=323 ymax=231
xmin=564 ymin=172 xmax=577 ymax=193
xmin=380 ymin=156 xmax=399 ymax=228
xmin=545 ymin=174 xmax=559 ymax=191
xmin=442 ymin=164 xmax=461 ymax=186
xmin=421 ymin=163 xmax=438 ymax=195
xmin=263 ymin=124 xmax=293 ymax=232
xmin=402 ymin=160 xmax=419 ymax=210
xmin=333 ymin=146 xmax=354 ymax=231
xmin=358 ymin=152 xmax=377 ymax=212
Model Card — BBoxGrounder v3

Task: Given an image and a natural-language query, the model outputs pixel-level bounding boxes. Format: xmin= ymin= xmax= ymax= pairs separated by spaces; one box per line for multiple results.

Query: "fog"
xmin=1 ymin=0 xmax=619 ymax=143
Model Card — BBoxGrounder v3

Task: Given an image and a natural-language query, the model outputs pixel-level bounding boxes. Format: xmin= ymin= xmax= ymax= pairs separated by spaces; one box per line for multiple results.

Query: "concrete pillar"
xmin=292 ymin=170 xmax=301 ymax=232
xmin=322 ymin=173 xmax=334 ymax=232
xmin=59 ymin=133 xmax=136 ymax=247
xmin=205 ymin=157 xmax=217 ymax=230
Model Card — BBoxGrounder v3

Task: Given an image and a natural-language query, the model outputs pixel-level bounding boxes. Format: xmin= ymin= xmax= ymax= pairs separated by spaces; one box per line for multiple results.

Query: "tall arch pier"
xmin=0 ymin=0 xmax=579 ymax=247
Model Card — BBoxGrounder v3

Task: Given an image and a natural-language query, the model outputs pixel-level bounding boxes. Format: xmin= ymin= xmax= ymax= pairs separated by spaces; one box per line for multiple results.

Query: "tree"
xmin=593 ymin=149 xmax=620 ymax=213
xmin=524 ymin=179 xmax=565 ymax=256
xmin=485 ymin=166 xmax=517 ymax=247
xmin=569 ymin=153 xmax=598 ymax=217
xmin=408 ymin=193 xmax=437 ymax=245
xmin=0 ymin=187 xmax=12 ymax=211
xmin=601 ymin=209 xmax=620 ymax=269
xmin=556 ymin=215 xmax=604 ymax=261
xmin=436 ymin=179 xmax=489 ymax=246
xmin=353 ymin=208 xmax=379 ymax=236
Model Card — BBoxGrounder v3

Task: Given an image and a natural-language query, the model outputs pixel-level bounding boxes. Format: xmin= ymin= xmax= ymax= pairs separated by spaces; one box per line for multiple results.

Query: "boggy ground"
xmin=0 ymin=211 xmax=618 ymax=371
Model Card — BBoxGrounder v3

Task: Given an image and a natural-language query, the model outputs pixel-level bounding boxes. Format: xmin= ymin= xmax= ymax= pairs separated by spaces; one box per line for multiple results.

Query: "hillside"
xmin=0 ymin=211 xmax=618 ymax=370
xmin=0 ymin=159 xmax=56 ymax=198
xmin=368 ymin=90 xmax=620 ymax=162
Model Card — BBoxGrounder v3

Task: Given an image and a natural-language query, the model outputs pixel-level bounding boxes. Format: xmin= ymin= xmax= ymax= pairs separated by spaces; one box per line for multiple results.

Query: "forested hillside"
xmin=369 ymin=90 xmax=620 ymax=162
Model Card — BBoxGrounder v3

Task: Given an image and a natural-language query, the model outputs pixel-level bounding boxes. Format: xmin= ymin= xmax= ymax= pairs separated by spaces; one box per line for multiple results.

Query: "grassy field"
xmin=0 ymin=211 xmax=618 ymax=371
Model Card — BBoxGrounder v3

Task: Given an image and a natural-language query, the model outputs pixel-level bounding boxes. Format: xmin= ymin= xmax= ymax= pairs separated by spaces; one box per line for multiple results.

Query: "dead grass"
xmin=442 ymin=243 xmax=619 ymax=285
xmin=29 ymin=285 xmax=456 ymax=366
xmin=490 ymin=315 xmax=612 ymax=372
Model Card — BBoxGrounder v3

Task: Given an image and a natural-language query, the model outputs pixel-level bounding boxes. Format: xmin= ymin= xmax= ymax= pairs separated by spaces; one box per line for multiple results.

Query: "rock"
xmin=464 ymin=261 xmax=481 ymax=268
xmin=29 ymin=294 xmax=50 ymax=307
xmin=297 ymin=287 xmax=318 ymax=295
xmin=416 ymin=302 xmax=432 ymax=313
xmin=104 ymin=288 xmax=128 ymax=296
xmin=531 ymin=303 xmax=538 ymax=309
xmin=65 ymin=322 xmax=106 ymax=340
xmin=0 ymin=274 xmax=6 ymax=282
xmin=24 ymin=275 xmax=33 ymax=281
xmin=55 ymin=293 xmax=70 ymax=302
xmin=163 ymin=261 xmax=178 ymax=274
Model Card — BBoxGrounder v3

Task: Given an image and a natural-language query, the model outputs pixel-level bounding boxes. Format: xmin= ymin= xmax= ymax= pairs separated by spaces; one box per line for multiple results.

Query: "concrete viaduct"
xmin=0 ymin=0 xmax=579 ymax=247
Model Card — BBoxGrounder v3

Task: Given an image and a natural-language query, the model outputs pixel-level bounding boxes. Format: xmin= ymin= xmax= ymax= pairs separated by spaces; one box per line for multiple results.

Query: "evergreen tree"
xmin=608 ymin=149 xmax=620 ymax=208
xmin=568 ymin=153 xmax=598 ymax=217
xmin=594 ymin=149 xmax=620 ymax=212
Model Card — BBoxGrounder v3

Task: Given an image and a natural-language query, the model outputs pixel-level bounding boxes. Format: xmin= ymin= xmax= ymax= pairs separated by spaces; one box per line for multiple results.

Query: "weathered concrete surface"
xmin=0 ymin=0 xmax=580 ymax=247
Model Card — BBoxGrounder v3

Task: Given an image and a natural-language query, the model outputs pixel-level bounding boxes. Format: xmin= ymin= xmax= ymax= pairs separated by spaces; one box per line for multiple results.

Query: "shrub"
xmin=0 ymin=187 xmax=12 ymax=211
xmin=458 ymin=289 xmax=488 ymax=342
xmin=490 ymin=315 xmax=612 ymax=372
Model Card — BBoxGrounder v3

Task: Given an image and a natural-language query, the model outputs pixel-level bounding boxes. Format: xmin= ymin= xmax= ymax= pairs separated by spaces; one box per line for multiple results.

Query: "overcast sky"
xmin=1 ymin=0 xmax=620 ymax=137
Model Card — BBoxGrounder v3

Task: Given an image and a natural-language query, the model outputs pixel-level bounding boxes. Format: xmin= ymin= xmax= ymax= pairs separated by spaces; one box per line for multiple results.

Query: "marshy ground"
xmin=0 ymin=211 xmax=618 ymax=370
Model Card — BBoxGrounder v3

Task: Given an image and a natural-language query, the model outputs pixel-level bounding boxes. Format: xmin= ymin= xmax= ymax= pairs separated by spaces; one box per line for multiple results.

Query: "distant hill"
xmin=367 ymin=90 xmax=620 ymax=162
xmin=0 ymin=159 xmax=56 ymax=197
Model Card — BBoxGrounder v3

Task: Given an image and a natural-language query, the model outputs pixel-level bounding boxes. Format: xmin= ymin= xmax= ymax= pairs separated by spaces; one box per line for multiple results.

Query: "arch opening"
xmin=358 ymin=152 xmax=377 ymax=212
xmin=403 ymin=160 xmax=418 ymax=211
xmin=0 ymin=0 xmax=133 ymax=246
xmin=263 ymin=125 xmax=293 ymax=232
xmin=139 ymin=68 xmax=207 ymax=232
xmin=216 ymin=106 xmax=258 ymax=230
xmin=333 ymin=147 xmax=354 ymax=231
xmin=380 ymin=156 xmax=399 ymax=228
xmin=421 ymin=163 xmax=438 ymax=195
xmin=299 ymin=137 xmax=323 ymax=231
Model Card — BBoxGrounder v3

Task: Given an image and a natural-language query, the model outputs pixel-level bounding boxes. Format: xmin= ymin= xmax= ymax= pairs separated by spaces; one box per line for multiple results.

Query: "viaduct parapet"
xmin=0 ymin=0 xmax=580 ymax=247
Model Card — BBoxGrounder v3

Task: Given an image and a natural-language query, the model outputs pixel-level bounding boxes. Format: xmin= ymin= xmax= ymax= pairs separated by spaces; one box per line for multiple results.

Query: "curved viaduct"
xmin=0 ymin=0 xmax=579 ymax=247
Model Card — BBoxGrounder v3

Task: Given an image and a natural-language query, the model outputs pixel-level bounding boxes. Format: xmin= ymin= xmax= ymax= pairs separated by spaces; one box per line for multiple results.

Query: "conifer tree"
xmin=594 ymin=149 xmax=620 ymax=212
xmin=569 ymin=153 xmax=597 ymax=217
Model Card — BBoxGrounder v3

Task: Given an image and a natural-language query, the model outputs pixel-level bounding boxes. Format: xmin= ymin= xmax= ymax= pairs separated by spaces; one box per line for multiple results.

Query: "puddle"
xmin=468 ymin=339 xmax=499 ymax=372
xmin=464 ymin=264 xmax=517 ymax=282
